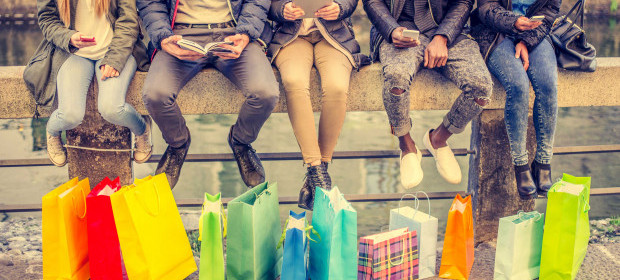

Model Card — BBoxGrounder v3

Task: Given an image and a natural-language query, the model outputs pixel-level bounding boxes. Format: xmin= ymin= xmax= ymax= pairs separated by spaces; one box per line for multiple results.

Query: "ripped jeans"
xmin=379 ymin=36 xmax=493 ymax=136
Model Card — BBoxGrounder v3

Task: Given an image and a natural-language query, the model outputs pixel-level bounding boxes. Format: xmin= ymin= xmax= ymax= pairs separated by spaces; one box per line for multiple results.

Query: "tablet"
xmin=292 ymin=0 xmax=333 ymax=18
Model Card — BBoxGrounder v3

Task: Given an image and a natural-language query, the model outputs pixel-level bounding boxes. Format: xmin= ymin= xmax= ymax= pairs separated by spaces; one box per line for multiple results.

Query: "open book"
xmin=292 ymin=0 xmax=333 ymax=18
xmin=177 ymin=39 xmax=234 ymax=55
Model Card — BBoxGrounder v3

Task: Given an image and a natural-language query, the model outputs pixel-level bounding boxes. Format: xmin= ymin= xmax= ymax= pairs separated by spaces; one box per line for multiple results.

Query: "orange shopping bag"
xmin=42 ymin=177 xmax=90 ymax=280
xmin=439 ymin=194 xmax=474 ymax=280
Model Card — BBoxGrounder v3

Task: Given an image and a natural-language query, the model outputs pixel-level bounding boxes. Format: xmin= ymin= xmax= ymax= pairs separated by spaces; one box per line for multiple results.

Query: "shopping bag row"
xmin=42 ymin=172 xmax=591 ymax=280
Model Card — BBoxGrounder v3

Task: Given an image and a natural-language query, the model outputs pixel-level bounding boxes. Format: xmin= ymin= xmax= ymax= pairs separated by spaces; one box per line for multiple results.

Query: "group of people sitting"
xmin=28 ymin=0 xmax=560 ymax=209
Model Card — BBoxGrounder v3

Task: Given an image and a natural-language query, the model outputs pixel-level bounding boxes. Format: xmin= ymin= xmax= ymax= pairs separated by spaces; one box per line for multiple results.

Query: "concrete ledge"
xmin=1 ymin=57 xmax=619 ymax=119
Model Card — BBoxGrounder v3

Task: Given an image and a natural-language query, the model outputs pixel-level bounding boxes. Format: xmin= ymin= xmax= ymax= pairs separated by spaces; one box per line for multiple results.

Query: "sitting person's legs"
xmin=46 ymin=55 xmax=95 ymax=167
xmin=379 ymin=36 xmax=428 ymax=189
xmin=95 ymin=56 xmax=152 ymax=163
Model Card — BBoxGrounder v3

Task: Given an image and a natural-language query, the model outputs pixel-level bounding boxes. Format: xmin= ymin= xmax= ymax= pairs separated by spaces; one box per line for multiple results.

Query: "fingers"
xmin=522 ymin=51 xmax=529 ymax=71
xmin=424 ymin=48 xmax=429 ymax=67
xmin=284 ymin=4 xmax=305 ymax=20
xmin=214 ymin=52 xmax=240 ymax=60
xmin=165 ymin=35 xmax=183 ymax=44
xmin=515 ymin=48 xmax=521 ymax=59
xmin=316 ymin=3 xmax=339 ymax=19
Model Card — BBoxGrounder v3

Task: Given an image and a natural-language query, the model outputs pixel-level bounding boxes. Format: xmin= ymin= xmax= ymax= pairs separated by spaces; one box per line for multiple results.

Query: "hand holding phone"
xmin=402 ymin=29 xmax=420 ymax=41
xmin=528 ymin=15 xmax=545 ymax=22
xmin=70 ymin=33 xmax=97 ymax=48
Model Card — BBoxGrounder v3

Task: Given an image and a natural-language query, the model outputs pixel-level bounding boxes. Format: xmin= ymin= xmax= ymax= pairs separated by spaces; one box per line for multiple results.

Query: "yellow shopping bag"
xmin=42 ymin=177 xmax=90 ymax=280
xmin=111 ymin=174 xmax=197 ymax=280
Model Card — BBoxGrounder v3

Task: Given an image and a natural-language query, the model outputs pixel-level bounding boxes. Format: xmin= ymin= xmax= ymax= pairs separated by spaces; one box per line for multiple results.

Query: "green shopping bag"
xmin=540 ymin=174 xmax=591 ymax=280
xmin=494 ymin=211 xmax=544 ymax=280
xmin=199 ymin=193 xmax=226 ymax=280
xmin=226 ymin=182 xmax=283 ymax=280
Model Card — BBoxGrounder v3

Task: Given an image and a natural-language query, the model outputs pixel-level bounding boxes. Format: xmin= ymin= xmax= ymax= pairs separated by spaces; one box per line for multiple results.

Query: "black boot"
xmin=298 ymin=163 xmax=332 ymax=210
xmin=156 ymin=131 xmax=191 ymax=189
xmin=515 ymin=164 xmax=537 ymax=200
xmin=532 ymin=161 xmax=553 ymax=196
xmin=228 ymin=126 xmax=265 ymax=188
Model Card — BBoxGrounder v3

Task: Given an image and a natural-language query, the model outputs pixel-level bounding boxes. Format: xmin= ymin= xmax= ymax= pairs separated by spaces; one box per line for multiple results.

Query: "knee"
xmin=98 ymin=101 xmax=123 ymax=122
xmin=383 ymin=67 xmax=412 ymax=95
xmin=466 ymin=73 xmax=494 ymax=106
xmin=142 ymin=85 xmax=175 ymax=110
xmin=59 ymin=110 xmax=85 ymax=127
xmin=322 ymin=82 xmax=349 ymax=101
xmin=248 ymin=82 xmax=280 ymax=110
xmin=280 ymin=73 xmax=309 ymax=93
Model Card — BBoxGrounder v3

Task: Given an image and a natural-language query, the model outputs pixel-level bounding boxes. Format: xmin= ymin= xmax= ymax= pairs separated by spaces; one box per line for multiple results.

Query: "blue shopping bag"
xmin=309 ymin=187 xmax=357 ymax=280
xmin=279 ymin=211 xmax=319 ymax=280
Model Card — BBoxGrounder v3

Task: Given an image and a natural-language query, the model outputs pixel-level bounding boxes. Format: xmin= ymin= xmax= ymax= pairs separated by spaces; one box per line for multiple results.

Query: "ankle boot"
xmin=298 ymin=163 xmax=332 ymax=210
xmin=515 ymin=164 xmax=537 ymax=200
xmin=532 ymin=161 xmax=553 ymax=196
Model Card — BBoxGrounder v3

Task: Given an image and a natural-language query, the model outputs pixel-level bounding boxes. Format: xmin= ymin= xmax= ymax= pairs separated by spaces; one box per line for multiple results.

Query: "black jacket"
xmin=471 ymin=0 xmax=561 ymax=61
xmin=363 ymin=0 xmax=474 ymax=61
xmin=268 ymin=0 xmax=370 ymax=68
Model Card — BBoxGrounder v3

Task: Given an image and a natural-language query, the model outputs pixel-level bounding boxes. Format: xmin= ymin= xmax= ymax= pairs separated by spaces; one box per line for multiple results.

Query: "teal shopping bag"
xmin=226 ymin=182 xmax=283 ymax=280
xmin=494 ymin=211 xmax=545 ymax=280
xmin=309 ymin=187 xmax=357 ymax=280
xmin=540 ymin=174 xmax=591 ymax=280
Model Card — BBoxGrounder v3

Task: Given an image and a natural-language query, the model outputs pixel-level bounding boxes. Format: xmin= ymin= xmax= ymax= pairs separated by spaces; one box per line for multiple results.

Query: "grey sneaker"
xmin=46 ymin=132 xmax=67 ymax=167
xmin=134 ymin=116 xmax=153 ymax=163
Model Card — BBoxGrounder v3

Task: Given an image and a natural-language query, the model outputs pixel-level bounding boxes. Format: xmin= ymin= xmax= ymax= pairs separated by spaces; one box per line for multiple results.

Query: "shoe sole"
xmin=519 ymin=192 xmax=538 ymax=200
xmin=47 ymin=152 xmax=67 ymax=167
xmin=134 ymin=147 xmax=153 ymax=164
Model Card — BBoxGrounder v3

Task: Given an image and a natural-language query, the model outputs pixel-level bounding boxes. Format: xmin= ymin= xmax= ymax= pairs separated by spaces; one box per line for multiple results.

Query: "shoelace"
xmin=236 ymin=144 xmax=258 ymax=172
xmin=47 ymin=136 xmax=64 ymax=155
xmin=305 ymin=166 xmax=328 ymax=188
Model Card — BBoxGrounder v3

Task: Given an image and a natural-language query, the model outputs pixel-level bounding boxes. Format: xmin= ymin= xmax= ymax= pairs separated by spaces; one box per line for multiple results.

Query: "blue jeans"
xmin=47 ymin=55 xmax=146 ymax=137
xmin=488 ymin=38 xmax=558 ymax=166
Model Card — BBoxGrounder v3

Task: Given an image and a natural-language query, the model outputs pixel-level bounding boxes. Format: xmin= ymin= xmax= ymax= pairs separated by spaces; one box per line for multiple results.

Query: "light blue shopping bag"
xmin=309 ymin=187 xmax=357 ymax=280
xmin=494 ymin=211 xmax=545 ymax=280
xmin=280 ymin=211 xmax=310 ymax=280
xmin=389 ymin=192 xmax=438 ymax=279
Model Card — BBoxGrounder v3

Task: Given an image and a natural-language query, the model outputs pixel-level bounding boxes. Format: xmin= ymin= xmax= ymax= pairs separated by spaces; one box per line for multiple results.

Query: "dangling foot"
xmin=298 ymin=163 xmax=331 ymax=210
xmin=46 ymin=132 xmax=67 ymax=167
xmin=515 ymin=164 xmax=537 ymax=200
xmin=156 ymin=130 xmax=191 ymax=189
xmin=228 ymin=126 xmax=265 ymax=188
xmin=423 ymin=129 xmax=461 ymax=184
xmin=134 ymin=115 xmax=153 ymax=163
xmin=532 ymin=161 xmax=552 ymax=196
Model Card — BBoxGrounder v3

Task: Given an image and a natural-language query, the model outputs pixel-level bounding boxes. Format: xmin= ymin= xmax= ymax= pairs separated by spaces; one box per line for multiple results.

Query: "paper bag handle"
xmin=582 ymin=196 xmax=590 ymax=213
xmin=398 ymin=191 xmax=431 ymax=221
xmin=72 ymin=187 xmax=87 ymax=220
xmin=387 ymin=233 xmax=408 ymax=267
xmin=135 ymin=181 xmax=161 ymax=217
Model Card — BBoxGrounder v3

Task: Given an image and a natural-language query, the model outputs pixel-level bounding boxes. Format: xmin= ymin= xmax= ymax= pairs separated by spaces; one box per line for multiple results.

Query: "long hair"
xmin=57 ymin=0 xmax=110 ymax=26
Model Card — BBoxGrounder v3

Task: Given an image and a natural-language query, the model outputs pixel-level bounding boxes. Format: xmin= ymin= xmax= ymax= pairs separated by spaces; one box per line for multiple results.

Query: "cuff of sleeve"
xmin=433 ymin=31 xmax=453 ymax=45
xmin=508 ymin=16 xmax=520 ymax=36
xmin=336 ymin=1 xmax=345 ymax=20
xmin=386 ymin=27 xmax=398 ymax=44
xmin=236 ymin=28 xmax=257 ymax=41
xmin=101 ymin=57 xmax=126 ymax=74
xmin=63 ymin=30 xmax=78 ymax=53
xmin=153 ymin=29 xmax=174 ymax=50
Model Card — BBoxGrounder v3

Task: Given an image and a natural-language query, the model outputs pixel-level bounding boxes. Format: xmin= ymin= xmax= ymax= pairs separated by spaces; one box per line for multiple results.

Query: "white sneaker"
xmin=46 ymin=132 xmax=67 ymax=167
xmin=423 ymin=129 xmax=462 ymax=184
xmin=400 ymin=147 xmax=423 ymax=189
xmin=134 ymin=116 xmax=153 ymax=163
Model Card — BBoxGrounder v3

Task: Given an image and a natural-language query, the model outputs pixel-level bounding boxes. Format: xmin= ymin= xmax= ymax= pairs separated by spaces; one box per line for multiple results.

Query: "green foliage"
xmin=187 ymin=230 xmax=201 ymax=256
xmin=611 ymin=216 xmax=620 ymax=226
xmin=612 ymin=0 xmax=618 ymax=13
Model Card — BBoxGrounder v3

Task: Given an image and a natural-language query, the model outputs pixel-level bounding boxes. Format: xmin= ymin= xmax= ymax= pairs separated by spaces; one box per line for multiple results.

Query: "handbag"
xmin=23 ymin=40 xmax=56 ymax=117
xmin=550 ymin=0 xmax=597 ymax=72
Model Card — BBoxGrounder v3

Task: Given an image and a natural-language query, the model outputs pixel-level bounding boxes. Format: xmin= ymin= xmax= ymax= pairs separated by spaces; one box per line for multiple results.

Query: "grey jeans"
xmin=379 ymin=35 xmax=493 ymax=136
xmin=143 ymin=27 xmax=279 ymax=147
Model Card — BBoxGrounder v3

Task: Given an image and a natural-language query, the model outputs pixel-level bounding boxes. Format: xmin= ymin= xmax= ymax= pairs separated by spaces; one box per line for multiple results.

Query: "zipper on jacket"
xmin=427 ymin=0 xmax=439 ymax=26
xmin=226 ymin=0 xmax=238 ymax=25
xmin=270 ymin=23 xmax=303 ymax=63
xmin=315 ymin=20 xmax=358 ymax=68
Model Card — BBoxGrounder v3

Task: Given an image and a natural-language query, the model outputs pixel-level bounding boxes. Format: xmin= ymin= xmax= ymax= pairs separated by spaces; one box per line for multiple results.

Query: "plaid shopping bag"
xmin=358 ymin=228 xmax=419 ymax=280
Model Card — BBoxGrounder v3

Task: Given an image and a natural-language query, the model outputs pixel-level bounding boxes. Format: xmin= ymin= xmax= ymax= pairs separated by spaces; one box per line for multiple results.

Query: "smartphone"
xmin=529 ymin=15 xmax=545 ymax=22
xmin=402 ymin=29 xmax=420 ymax=41
xmin=80 ymin=35 xmax=96 ymax=42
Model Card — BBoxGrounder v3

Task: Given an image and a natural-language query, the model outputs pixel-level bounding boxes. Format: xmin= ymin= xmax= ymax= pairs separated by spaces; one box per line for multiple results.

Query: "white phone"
xmin=402 ymin=29 xmax=420 ymax=41
xmin=529 ymin=15 xmax=545 ymax=22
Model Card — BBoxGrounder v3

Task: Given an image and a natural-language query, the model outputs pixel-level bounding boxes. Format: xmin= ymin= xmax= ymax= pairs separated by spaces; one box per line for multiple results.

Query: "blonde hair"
xmin=57 ymin=0 xmax=110 ymax=26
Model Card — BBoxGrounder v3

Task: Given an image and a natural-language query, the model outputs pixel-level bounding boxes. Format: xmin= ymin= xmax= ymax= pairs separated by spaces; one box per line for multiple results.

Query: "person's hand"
xmin=390 ymin=27 xmax=420 ymax=48
xmin=514 ymin=16 xmax=542 ymax=31
xmin=214 ymin=34 xmax=250 ymax=60
xmin=100 ymin=65 xmax=119 ymax=81
xmin=70 ymin=32 xmax=97 ymax=48
xmin=515 ymin=41 xmax=529 ymax=70
xmin=161 ymin=35 xmax=204 ymax=61
xmin=315 ymin=2 xmax=340 ymax=20
xmin=284 ymin=2 xmax=305 ymax=20
xmin=424 ymin=35 xmax=448 ymax=69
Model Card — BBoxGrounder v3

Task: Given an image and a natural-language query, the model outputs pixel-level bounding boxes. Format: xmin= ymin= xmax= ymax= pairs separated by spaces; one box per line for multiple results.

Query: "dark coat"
xmin=137 ymin=0 xmax=274 ymax=53
xmin=267 ymin=0 xmax=370 ymax=68
xmin=362 ymin=0 xmax=474 ymax=61
xmin=24 ymin=0 xmax=149 ymax=111
xmin=471 ymin=0 xmax=561 ymax=60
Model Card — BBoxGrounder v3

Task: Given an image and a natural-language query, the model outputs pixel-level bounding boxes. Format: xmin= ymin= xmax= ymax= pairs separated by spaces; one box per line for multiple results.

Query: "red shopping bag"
xmin=87 ymin=177 xmax=124 ymax=280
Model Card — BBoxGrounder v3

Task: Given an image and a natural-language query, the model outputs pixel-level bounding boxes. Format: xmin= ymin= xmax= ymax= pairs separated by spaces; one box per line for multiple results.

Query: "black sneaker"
xmin=227 ymin=126 xmax=265 ymax=188
xmin=298 ymin=163 xmax=332 ymax=210
xmin=532 ymin=161 xmax=553 ymax=196
xmin=514 ymin=164 xmax=537 ymax=200
xmin=155 ymin=131 xmax=191 ymax=189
